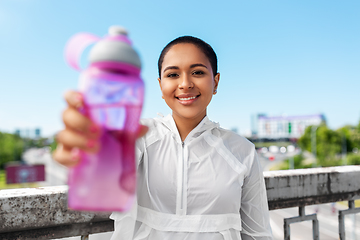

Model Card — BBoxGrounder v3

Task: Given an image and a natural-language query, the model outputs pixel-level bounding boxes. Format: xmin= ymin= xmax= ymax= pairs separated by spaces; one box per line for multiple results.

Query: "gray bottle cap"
xmin=108 ymin=26 xmax=128 ymax=36
xmin=89 ymin=26 xmax=141 ymax=68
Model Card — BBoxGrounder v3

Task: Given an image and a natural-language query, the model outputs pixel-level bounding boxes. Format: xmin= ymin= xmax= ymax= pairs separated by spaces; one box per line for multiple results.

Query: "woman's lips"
xmin=176 ymin=95 xmax=200 ymax=105
xmin=178 ymin=96 xmax=197 ymax=101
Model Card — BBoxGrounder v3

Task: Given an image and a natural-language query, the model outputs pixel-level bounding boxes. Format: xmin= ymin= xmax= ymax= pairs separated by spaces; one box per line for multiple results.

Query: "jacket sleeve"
xmin=240 ymin=150 xmax=273 ymax=240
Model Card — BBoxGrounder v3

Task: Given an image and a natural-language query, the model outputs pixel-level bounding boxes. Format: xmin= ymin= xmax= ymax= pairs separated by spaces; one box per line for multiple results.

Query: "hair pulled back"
xmin=158 ymin=36 xmax=218 ymax=78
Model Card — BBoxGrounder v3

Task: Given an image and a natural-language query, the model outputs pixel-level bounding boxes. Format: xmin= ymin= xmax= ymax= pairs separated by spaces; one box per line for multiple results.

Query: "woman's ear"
xmin=158 ymin=78 xmax=164 ymax=99
xmin=158 ymin=77 xmax=162 ymax=90
xmin=214 ymin=73 xmax=220 ymax=92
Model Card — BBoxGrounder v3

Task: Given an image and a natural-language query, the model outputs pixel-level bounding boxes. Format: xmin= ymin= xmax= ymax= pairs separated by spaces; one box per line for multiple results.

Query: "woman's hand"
xmin=52 ymin=90 xmax=148 ymax=167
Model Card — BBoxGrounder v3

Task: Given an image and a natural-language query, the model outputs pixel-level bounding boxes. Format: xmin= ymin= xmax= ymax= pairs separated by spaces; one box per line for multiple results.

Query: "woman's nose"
xmin=178 ymin=75 xmax=194 ymax=89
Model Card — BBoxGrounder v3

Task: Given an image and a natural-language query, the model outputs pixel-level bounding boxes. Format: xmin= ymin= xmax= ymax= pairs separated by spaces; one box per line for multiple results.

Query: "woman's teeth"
xmin=178 ymin=96 xmax=197 ymax=101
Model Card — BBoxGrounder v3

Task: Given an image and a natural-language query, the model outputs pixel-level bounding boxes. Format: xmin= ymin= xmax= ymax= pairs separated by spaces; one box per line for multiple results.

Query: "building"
xmin=14 ymin=128 xmax=42 ymax=139
xmin=251 ymin=113 xmax=326 ymax=139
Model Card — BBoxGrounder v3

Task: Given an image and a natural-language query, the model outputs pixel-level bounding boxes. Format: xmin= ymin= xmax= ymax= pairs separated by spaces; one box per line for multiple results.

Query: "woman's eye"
xmin=167 ymin=73 xmax=178 ymax=78
xmin=192 ymin=71 xmax=204 ymax=75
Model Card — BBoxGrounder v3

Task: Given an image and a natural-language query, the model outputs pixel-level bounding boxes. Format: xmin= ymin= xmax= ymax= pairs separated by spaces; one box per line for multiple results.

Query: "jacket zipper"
xmin=180 ymin=141 xmax=185 ymax=211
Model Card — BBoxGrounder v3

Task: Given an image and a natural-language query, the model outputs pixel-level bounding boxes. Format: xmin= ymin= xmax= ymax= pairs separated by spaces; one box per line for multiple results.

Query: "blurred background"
xmin=0 ymin=0 xmax=359 ymax=239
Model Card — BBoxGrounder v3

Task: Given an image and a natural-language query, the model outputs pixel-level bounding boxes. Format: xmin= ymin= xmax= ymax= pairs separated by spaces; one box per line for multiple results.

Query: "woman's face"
xmin=158 ymin=43 xmax=219 ymax=123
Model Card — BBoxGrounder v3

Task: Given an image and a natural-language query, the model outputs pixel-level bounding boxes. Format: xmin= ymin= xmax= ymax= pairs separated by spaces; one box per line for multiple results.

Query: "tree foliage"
xmin=277 ymin=154 xmax=314 ymax=170
xmin=0 ymin=132 xmax=24 ymax=169
xmin=298 ymin=124 xmax=340 ymax=162
xmin=0 ymin=132 xmax=54 ymax=169
xmin=298 ymin=121 xmax=360 ymax=167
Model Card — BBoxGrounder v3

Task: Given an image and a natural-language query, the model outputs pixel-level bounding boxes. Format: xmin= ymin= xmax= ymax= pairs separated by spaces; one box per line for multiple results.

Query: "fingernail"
xmin=73 ymin=94 xmax=83 ymax=108
xmin=89 ymin=124 xmax=99 ymax=133
xmin=70 ymin=148 xmax=80 ymax=161
xmin=86 ymin=139 xmax=97 ymax=149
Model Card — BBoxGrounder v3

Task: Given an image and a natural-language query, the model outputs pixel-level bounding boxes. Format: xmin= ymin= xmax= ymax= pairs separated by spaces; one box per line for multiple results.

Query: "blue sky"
xmin=0 ymin=0 xmax=359 ymax=137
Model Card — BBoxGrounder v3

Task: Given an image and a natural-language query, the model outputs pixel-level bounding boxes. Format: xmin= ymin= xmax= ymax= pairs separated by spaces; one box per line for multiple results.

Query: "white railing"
xmin=1 ymin=166 xmax=360 ymax=240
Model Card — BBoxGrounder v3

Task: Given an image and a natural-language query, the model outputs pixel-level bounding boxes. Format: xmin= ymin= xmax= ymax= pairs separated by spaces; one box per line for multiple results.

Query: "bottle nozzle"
xmin=109 ymin=26 xmax=128 ymax=36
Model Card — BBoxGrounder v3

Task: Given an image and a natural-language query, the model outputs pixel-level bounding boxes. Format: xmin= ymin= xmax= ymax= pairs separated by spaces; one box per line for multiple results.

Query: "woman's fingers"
xmin=56 ymin=90 xmax=147 ymax=169
xmin=64 ymin=90 xmax=83 ymax=109
xmin=54 ymin=124 xmax=147 ymax=168
xmin=62 ymin=107 xmax=101 ymax=138
xmin=63 ymin=90 xmax=101 ymax=138
xmin=56 ymin=90 xmax=99 ymax=168
xmin=56 ymin=129 xmax=100 ymax=153
xmin=52 ymin=144 xmax=81 ymax=168
xmin=53 ymin=128 xmax=100 ymax=168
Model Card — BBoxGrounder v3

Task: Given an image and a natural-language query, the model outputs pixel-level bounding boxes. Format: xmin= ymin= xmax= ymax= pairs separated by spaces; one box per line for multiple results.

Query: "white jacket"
xmin=110 ymin=115 xmax=273 ymax=240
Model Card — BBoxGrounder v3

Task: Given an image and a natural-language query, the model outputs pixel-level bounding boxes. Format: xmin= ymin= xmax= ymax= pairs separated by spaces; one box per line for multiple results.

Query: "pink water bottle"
xmin=64 ymin=26 xmax=144 ymax=212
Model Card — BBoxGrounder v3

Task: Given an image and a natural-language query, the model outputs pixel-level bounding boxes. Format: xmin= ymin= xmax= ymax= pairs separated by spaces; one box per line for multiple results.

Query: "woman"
xmin=53 ymin=36 xmax=273 ymax=240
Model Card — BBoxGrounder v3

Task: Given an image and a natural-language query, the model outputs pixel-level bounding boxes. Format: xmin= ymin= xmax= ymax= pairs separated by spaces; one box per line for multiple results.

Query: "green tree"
xmin=337 ymin=125 xmax=358 ymax=153
xmin=347 ymin=153 xmax=360 ymax=165
xmin=49 ymin=137 xmax=57 ymax=152
xmin=348 ymin=121 xmax=360 ymax=151
xmin=0 ymin=132 xmax=55 ymax=169
xmin=298 ymin=123 xmax=342 ymax=166
xmin=25 ymin=137 xmax=51 ymax=149
xmin=0 ymin=132 xmax=24 ymax=169
xmin=277 ymin=154 xmax=314 ymax=170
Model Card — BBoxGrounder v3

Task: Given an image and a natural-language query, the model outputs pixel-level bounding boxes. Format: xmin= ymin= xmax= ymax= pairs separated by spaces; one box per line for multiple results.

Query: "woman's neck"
xmin=172 ymin=111 xmax=206 ymax=142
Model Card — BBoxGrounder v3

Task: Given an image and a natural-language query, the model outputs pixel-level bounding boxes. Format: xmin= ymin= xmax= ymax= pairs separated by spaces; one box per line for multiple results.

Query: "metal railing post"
xmin=312 ymin=218 xmax=319 ymax=240
xmin=284 ymin=206 xmax=319 ymax=240
xmin=338 ymin=200 xmax=360 ymax=240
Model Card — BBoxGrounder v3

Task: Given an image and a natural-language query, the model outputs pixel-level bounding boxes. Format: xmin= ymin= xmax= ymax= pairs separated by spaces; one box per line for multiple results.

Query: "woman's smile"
xmin=176 ymin=94 xmax=200 ymax=105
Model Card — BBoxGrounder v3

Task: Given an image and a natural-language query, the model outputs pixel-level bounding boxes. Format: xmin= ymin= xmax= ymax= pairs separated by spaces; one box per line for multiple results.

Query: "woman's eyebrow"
xmin=190 ymin=63 xmax=207 ymax=69
xmin=163 ymin=63 xmax=207 ymax=73
xmin=163 ymin=66 xmax=179 ymax=72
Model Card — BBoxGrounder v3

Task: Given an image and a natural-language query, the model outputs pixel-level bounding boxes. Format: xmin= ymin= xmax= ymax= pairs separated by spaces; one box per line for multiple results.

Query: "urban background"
xmin=1 ymin=0 xmax=359 ymax=239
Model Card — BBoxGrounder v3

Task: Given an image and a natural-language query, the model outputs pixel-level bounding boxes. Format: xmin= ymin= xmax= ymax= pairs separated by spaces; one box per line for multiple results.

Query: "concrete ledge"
xmin=265 ymin=166 xmax=360 ymax=210
xmin=0 ymin=221 xmax=113 ymax=240
xmin=0 ymin=186 xmax=112 ymax=237
xmin=1 ymin=166 xmax=360 ymax=239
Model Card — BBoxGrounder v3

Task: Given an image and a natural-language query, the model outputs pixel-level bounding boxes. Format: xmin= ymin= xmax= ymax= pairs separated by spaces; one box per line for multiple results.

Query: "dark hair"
xmin=158 ymin=36 xmax=218 ymax=78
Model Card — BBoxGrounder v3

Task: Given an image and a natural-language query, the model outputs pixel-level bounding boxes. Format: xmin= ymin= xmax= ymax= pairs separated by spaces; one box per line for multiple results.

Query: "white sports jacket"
xmin=110 ymin=115 xmax=273 ymax=240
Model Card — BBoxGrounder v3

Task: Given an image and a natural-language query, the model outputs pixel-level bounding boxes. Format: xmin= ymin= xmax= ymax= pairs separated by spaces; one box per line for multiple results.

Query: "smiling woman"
xmin=53 ymin=35 xmax=273 ymax=240
xmin=158 ymin=41 xmax=220 ymax=141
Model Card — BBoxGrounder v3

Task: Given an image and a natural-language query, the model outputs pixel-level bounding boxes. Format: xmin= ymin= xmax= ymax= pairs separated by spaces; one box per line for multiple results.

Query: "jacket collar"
xmin=158 ymin=114 xmax=219 ymax=144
